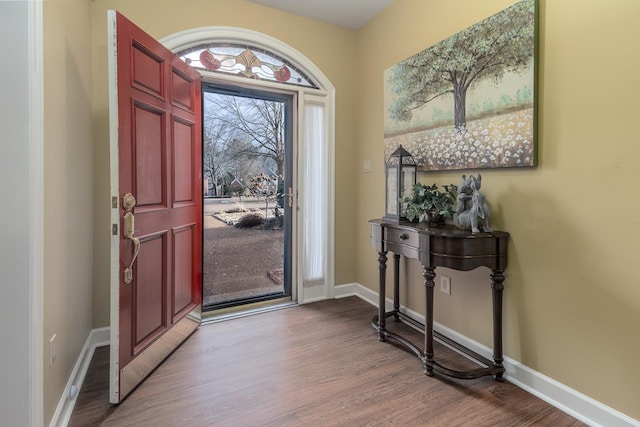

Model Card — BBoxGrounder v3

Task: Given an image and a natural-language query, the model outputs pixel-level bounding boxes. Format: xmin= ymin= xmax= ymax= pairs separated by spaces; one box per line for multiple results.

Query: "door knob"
xmin=281 ymin=187 xmax=294 ymax=208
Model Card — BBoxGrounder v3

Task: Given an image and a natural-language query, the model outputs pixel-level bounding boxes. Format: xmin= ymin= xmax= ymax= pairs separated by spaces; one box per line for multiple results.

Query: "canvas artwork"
xmin=384 ymin=0 xmax=537 ymax=172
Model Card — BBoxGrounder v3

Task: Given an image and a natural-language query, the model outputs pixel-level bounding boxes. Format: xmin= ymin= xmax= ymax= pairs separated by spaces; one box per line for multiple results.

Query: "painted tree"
xmin=388 ymin=0 xmax=535 ymax=132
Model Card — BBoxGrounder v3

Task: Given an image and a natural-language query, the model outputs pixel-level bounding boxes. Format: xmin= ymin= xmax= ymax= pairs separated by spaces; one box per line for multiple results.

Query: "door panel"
xmin=172 ymin=69 xmax=195 ymax=110
xmin=173 ymin=224 xmax=195 ymax=316
xmin=134 ymin=104 xmax=166 ymax=207
xmin=108 ymin=10 xmax=202 ymax=403
xmin=173 ymin=119 xmax=195 ymax=204
xmin=131 ymin=44 xmax=164 ymax=98
xmin=134 ymin=233 xmax=166 ymax=348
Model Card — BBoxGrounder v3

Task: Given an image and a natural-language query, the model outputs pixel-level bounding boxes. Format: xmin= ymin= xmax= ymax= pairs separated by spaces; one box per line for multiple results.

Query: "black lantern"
xmin=384 ymin=145 xmax=417 ymax=223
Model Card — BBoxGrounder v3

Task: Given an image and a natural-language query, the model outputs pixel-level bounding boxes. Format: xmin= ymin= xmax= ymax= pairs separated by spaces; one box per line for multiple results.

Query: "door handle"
xmin=281 ymin=187 xmax=294 ymax=208
xmin=122 ymin=193 xmax=140 ymax=285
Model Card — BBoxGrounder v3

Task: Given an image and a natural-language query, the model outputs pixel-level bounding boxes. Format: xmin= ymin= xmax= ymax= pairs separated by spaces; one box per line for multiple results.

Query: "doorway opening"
xmin=202 ymin=83 xmax=293 ymax=310
xmin=163 ymin=26 xmax=336 ymax=306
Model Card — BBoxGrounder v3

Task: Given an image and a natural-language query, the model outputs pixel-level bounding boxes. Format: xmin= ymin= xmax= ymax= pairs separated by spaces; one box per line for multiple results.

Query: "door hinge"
xmin=112 ymin=223 xmax=118 ymax=235
xmin=112 ymin=196 xmax=118 ymax=209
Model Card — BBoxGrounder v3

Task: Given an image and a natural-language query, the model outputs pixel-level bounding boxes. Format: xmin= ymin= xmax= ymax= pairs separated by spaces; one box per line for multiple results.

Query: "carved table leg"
xmin=423 ymin=266 xmax=436 ymax=376
xmin=377 ymin=251 xmax=388 ymax=341
xmin=491 ymin=269 xmax=505 ymax=381
xmin=393 ymin=254 xmax=401 ymax=321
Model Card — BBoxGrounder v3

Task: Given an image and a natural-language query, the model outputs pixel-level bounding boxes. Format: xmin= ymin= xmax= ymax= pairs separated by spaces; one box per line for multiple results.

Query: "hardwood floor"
xmin=69 ymin=297 xmax=585 ymax=426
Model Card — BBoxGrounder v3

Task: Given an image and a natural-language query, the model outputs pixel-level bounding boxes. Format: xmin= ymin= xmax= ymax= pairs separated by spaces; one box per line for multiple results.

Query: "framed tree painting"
xmin=384 ymin=0 xmax=538 ymax=171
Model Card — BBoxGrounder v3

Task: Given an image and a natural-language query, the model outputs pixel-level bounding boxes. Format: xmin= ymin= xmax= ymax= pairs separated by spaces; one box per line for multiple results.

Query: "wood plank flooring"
xmin=69 ymin=297 xmax=585 ymax=426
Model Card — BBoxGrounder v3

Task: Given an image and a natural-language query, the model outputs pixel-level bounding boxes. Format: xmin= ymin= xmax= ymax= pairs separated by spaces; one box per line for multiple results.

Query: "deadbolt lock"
xmin=122 ymin=193 xmax=136 ymax=212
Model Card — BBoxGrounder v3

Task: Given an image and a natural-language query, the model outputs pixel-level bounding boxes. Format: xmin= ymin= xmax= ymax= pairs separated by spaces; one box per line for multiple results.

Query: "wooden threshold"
xmin=201 ymin=297 xmax=295 ymax=324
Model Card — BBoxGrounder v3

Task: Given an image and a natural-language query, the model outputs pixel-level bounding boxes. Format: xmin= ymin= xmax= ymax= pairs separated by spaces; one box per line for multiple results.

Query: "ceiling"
xmin=248 ymin=0 xmax=394 ymax=30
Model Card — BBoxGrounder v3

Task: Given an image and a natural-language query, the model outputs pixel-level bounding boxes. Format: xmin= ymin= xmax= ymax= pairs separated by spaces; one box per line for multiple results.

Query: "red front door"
xmin=108 ymin=11 xmax=202 ymax=403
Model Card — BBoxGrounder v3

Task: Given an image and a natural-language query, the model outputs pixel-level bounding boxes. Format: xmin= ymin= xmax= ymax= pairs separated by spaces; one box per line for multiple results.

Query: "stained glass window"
xmin=178 ymin=43 xmax=318 ymax=89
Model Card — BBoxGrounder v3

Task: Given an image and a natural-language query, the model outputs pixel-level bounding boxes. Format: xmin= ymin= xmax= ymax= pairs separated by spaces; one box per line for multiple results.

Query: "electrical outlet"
xmin=363 ymin=160 xmax=372 ymax=173
xmin=440 ymin=276 xmax=451 ymax=295
xmin=49 ymin=334 xmax=57 ymax=367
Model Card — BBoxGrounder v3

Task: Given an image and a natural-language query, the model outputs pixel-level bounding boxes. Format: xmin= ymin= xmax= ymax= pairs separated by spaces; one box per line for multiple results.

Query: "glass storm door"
xmin=201 ymin=84 xmax=293 ymax=309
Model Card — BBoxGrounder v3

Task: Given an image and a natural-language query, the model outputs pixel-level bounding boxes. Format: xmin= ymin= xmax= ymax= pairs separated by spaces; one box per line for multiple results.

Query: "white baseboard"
xmin=49 ymin=327 xmax=110 ymax=427
xmin=334 ymin=282 xmax=360 ymax=299
xmin=341 ymin=282 xmax=639 ymax=427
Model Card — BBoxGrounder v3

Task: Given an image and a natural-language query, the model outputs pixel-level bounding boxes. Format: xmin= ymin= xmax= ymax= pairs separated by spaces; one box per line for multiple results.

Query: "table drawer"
xmin=386 ymin=227 xmax=419 ymax=249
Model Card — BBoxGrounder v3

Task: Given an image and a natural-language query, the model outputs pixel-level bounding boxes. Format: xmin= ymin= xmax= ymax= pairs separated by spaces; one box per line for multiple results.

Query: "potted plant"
xmin=402 ymin=183 xmax=457 ymax=223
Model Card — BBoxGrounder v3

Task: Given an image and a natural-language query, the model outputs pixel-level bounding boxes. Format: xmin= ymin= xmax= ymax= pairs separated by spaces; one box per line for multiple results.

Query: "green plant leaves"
xmin=402 ymin=183 xmax=457 ymax=222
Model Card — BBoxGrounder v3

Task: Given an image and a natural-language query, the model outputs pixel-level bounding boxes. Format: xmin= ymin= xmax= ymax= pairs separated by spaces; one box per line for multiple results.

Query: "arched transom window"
xmin=177 ymin=43 xmax=318 ymax=89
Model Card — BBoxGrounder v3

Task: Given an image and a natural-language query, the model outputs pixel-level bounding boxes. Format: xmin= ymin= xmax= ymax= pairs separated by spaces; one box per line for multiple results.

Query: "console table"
xmin=370 ymin=218 xmax=509 ymax=381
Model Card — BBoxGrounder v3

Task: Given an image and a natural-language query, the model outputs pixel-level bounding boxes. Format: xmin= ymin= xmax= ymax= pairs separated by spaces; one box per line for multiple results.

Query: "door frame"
xmin=160 ymin=27 xmax=336 ymax=304
xmin=9 ymin=1 xmax=44 ymax=425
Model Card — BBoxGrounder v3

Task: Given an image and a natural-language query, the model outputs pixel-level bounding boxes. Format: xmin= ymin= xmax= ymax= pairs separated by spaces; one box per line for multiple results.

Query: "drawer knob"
xmin=399 ymin=232 xmax=409 ymax=240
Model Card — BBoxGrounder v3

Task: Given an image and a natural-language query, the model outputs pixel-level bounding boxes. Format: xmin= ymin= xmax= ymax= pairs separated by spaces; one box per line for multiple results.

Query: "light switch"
xmin=363 ymin=160 xmax=372 ymax=173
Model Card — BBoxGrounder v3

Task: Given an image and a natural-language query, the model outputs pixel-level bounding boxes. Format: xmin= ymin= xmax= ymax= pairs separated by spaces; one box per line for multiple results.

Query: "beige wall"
xmin=43 ymin=0 xmax=94 ymax=423
xmin=356 ymin=0 xmax=640 ymax=419
xmin=90 ymin=0 xmax=358 ymax=327
xmin=41 ymin=0 xmax=640 ymax=422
